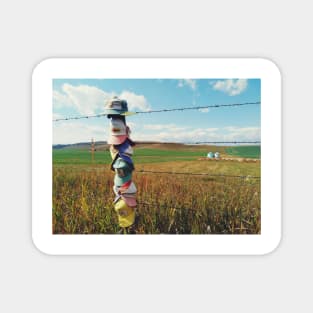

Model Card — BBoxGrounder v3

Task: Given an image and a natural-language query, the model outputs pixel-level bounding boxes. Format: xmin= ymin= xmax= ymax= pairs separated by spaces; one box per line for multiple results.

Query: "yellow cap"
xmin=114 ymin=198 xmax=136 ymax=228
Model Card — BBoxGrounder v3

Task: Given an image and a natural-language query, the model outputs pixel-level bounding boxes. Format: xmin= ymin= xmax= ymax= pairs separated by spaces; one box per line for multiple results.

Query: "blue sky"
xmin=53 ymin=79 xmax=260 ymax=144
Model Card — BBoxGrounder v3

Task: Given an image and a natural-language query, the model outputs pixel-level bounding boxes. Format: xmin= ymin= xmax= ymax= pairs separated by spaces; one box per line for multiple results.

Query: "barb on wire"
xmin=136 ymin=169 xmax=260 ymax=180
xmin=53 ymin=101 xmax=260 ymax=122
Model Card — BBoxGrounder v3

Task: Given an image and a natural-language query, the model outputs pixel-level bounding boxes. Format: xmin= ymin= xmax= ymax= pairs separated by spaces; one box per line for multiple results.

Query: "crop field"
xmin=225 ymin=146 xmax=261 ymax=159
xmin=53 ymin=144 xmax=261 ymax=234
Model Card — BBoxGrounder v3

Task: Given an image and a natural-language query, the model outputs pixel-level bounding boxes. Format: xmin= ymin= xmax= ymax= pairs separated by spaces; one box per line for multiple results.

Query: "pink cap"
xmin=108 ymin=119 xmax=131 ymax=145
xmin=108 ymin=135 xmax=128 ymax=145
xmin=121 ymin=194 xmax=137 ymax=208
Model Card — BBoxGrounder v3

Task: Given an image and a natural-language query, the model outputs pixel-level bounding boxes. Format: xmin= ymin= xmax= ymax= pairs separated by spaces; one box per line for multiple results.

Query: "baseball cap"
xmin=113 ymin=193 xmax=137 ymax=208
xmin=108 ymin=118 xmax=128 ymax=145
xmin=110 ymin=152 xmax=134 ymax=171
xmin=104 ymin=97 xmax=129 ymax=115
xmin=114 ymin=172 xmax=132 ymax=187
xmin=114 ymin=198 xmax=136 ymax=228
xmin=109 ymin=145 xmax=119 ymax=160
xmin=112 ymin=140 xmax=134 ymax=155
xmin=113 ymin=158 xmax=133 ymax=186
xmin=113 ymin=181 xmax=137 ymax=196
xmin=113 ymin=180 xmax=132 ymax=196
xmin=125 ymin=137 xmax=136 ymax=147
xmin=121 ymin=194 xmax=137 ymax=207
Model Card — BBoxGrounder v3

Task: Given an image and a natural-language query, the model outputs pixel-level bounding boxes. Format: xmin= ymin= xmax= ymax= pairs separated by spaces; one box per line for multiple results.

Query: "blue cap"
xmin=110 ymin=153 xmax=134 ymax=171
xmin=113 ymin=158 xmax=133 ymax=187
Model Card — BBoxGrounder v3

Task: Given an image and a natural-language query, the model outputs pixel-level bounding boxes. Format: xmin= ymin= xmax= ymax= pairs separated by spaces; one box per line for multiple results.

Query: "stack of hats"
xmin=105 ymin=97 xmax=137 ymax=229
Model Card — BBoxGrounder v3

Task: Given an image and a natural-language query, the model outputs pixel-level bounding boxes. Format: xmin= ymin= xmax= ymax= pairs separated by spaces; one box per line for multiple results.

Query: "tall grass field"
xmin=53 ymin=144 xmax=261 ymax=234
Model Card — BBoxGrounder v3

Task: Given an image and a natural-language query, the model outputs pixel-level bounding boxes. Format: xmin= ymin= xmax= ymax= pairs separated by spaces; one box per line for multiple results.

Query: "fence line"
xmin=53 ymin=101 xmax=260 ymax=122
xmin=136 ymin=169 xmax=260 ymax=180
xmin=190 ymin=141 xmax=261 ymax=144
xmin=134 ymin=101 xmax=260 ymax=114
xmin=134 ymin=141 xmax=260 ymax=144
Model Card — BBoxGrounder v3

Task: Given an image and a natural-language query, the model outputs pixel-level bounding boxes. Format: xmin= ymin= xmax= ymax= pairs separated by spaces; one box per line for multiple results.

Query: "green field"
xmin=53 ymin=147 xmax=213 ymax=164
xmin=226 ymin=146 xmax=260 ymax=159
xmin=53 ymin=144 xmax=260 ymax=165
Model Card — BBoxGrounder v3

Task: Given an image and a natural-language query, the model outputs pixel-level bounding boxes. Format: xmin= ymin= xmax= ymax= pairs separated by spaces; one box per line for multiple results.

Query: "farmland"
xmin=225 ymin=145 xmax=260 ymax=159
xmin=53 ymin=144 xmax=261 ymax=234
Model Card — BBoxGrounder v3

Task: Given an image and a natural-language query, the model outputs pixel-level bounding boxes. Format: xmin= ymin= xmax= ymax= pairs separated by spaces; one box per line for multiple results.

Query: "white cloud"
xmin=222 ymin=126 xmax=260 ymax=141
xmin=143 ymin=123 xmax=185 ymax=131
xmin=53 ymin=112 xmax=64 ymax=120
xmin=53 ymin=84 xmax=113 ymax=115
xmin=212 ymin=79 xmax=248 ymax=96
xmin=198 ymin=108 xmax=210 ymax=113
xmin=177 ymin=79 xmax=197 ymax=90
xmin=119 ymin=90 xmax=151 ymax=112
xmin=53 ymin=120 xmax=260 ymax=144
xmin=131 ymin=123 xmax=259 ymax=143
xmin=53 ymin=90 xmax=73 ymax=108
xmin=53 ymin=84 xmax=150 ymax=115
xmin=53 ymin=121 xmax=106 ymax=144
xmin=132 ymin=123 xmax=219 ymax=143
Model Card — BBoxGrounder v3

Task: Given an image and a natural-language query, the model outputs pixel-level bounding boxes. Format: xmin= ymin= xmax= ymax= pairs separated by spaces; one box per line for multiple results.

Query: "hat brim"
xmin=114 ymin=173 xmax=132 ymax=187
xmin=113 ymin=186 xmax=120 ymax=196
xmin=108 ymin=135 xmax=128 ymax=145
xmin=109 ymin=149 xmax=119 ymax=160
xmin=103 ymin=109 xmax=128 ymax=115
xmin=121 ymin=195 xmax=137 ymax=207
xmin=126 ymin=138 xmax=136 ymax=146
xmin=119 ymin=154 xmax=134 ymax=168
xmin=113 ymin=198 xmax=136 ymax=228
xmin=110 ymin=153 xmax=119 ymax=171
xmin=111 ymin=154 xmax=134 ymax=172
xmin=119 ymin=182 xmax=137 ymax=194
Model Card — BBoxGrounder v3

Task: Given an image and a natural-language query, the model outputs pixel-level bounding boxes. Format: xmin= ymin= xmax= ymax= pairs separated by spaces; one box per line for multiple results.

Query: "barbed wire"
xmin=134 ymin=141 xmax=260 ymax=144
xmin=135 ymin=101 xmax=260 ymax=114
xmin=53 ymin=141 xmax=260 ymax=146
xmin=136 ymin=169 xmax=260 ymax=180
xmin=62 ymin=167 xmax=260 ymax=181
xmin=191 ymin=141 xmax=260 ymax=144
xmin=53 ymin=101 xmax=260 ymax=122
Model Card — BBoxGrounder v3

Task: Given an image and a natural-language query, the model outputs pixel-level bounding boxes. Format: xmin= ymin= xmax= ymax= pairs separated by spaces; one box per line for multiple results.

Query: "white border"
xmin=32 ymin=58 xmax=281 ymax=255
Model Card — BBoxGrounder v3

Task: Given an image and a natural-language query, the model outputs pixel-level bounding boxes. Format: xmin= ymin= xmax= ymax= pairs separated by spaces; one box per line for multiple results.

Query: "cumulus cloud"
xmin=53 ymin=120 xmax=260 ymax=145
xmin=53 ymin=84 xmax=150 ymax=115
xmin=178 ymin=79 xmax=197 ymax=90
xmin=131 ymin=123 xmax=259 ymax=143
xmin=222 ymin=126 xmax=260 ymax=141
xmin=212 ymin=79 xmax=248 ymax=96
xmin=119 ymin=90 xmax=151 ymax=112
xmin=53 ymin=122 xmax=106 ymax=144
xmin=53 ymin=84 xmax=113 ymax=115
xmin=53 ymin=90 xmax=73 ymax=108
xmin=132 ymin=123 xmax=219 ymax=143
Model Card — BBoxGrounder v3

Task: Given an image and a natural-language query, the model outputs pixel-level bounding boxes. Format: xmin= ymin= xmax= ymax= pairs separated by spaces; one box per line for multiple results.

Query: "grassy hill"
xmin=53 ymin=143 xmax=260 ymax=165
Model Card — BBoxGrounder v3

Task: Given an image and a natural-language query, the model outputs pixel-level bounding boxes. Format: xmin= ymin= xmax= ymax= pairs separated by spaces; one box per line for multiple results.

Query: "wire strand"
xmin=136 ymin=169 xmax=260 ymax=179
xmin=53 ymin=101 xmax=260 ymax=122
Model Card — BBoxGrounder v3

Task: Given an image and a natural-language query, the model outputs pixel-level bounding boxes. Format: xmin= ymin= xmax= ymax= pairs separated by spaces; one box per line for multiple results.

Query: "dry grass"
xmin=53 ymin=160 xmax=261 ymax=234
